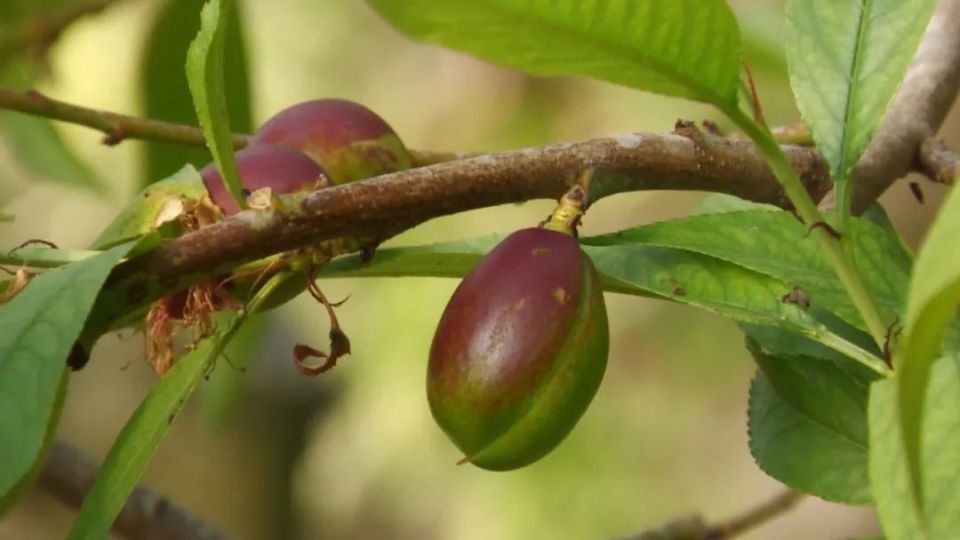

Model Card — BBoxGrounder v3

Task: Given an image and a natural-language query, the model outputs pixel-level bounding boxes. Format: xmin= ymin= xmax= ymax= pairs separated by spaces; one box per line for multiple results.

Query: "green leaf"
xmin=185 ymin=0 xmax=244 ymax=207
xmin=366 ymin=0 xmax=742 ymax=106
xmin=0 ymin=242 xmax=135 ymax=500
xmin=870 ymin=356 xmax=960 ymax=539
xmin=785 ymin=0 xmax=937 ymax=223
xmin=746 ymin=331 xmax=879 ymax=504
xmin=0 ymin=369 xmax=66 ymax=513
xmin=66 ymin=336 xmax=220 ymax=539
xmin=65 ymin=271 xmax=288 ymax=539
xmin=896 ymin=182 xmax=960 ymax=516
xmin=583 ymin=210 xmax=911 ymax=339
xmin=0 ymin=211 xmax=13 ymax=222
xmin=89 ymin=165 xmax=207 ymax=249
xmin=323 ymin=235 xmax=880 ymax=370
xmin=141 ymin=0 xmax=251 ymax=187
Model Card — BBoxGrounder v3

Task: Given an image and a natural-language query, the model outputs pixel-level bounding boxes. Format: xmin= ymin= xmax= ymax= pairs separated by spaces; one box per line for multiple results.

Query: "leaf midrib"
xmin=836 ymin=0 xmax=873 ymax=180
xmin=761 ymin=370 xmax=869 ymax=452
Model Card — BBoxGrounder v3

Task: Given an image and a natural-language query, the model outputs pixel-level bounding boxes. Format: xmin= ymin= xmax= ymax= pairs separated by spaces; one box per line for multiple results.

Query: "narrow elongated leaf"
xmin=0 ymin=370 xmax=66 ymax=513
xmin=0 ymin=242 xmax=134 ymax=499
xmin=66 ymin=335 xmax=221 ymax=540
xmin=141 ymin=0 xmax=251 ymax=186
xmin=870 ymin=356 xmax=960 ymax=539
xmin=367 ymin=0 xmax=742 ymax=106
xmin=186 ymin=0 xmax=244 ymax=207
xmin=322 ymin=235 xmax=880 ymax=369
xmin=65 ymin=269 xmax=283 ymax=539
xmin=786 ymin=0 xmax=937 ymax=221
xmin=896 ymin=182 xmax=960 ymax=515
xmin=746 ymin=332 xmax=879 ymax=504
xmin=584 ymin=210 xmax=911 ymax=339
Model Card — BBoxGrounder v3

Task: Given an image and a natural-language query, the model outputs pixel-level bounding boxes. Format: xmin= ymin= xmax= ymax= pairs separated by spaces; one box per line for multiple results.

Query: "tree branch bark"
xmin=0 ymin=88 xmax=250 ymax=149
xmin=0 ymin=87 xmax=463 ymax=166
xmin=38 ymin=440 xmax=228 ymax=540
xmin=622 ymin=489 xmax=804 ymax=540
xmin=917 ymin=136 xmax=960 ymax=185
xmin=108 ymin=132 xmax=829 ymax=285
xmin=849 ymin=0 xmax=960 ymax=212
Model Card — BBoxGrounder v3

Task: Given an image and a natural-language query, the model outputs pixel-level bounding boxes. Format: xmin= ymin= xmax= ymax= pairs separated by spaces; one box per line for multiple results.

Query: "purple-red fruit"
xmin=250 ymin=99 xmax=412 ymax=184
xmin=428 ymin=228 xmax=609 ymax=471
xmin=201 ymin=145 xmax=329 ymax=214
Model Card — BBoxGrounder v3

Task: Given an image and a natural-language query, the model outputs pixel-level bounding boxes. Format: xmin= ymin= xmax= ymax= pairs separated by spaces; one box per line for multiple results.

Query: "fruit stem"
xmin=543 ymin=183 xmax=588 ymax=236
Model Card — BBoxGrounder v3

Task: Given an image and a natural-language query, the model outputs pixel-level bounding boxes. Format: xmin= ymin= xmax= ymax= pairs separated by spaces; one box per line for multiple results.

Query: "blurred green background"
xmin=1 ymin=0 xmax=955 ymax=538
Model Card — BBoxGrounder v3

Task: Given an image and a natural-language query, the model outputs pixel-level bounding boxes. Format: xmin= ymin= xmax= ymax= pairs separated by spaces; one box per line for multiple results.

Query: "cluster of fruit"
xmin=135 ymin=99 xmax=412 ymax=376
xmin=180 ymin=99 xmax=611 ymax=470
xmin=200 ymin=98 xmax=413 ymax=213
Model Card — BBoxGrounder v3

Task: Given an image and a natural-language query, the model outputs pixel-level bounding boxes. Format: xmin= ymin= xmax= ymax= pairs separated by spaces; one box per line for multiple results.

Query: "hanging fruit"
xmin=428 ymin=185 xmax=609 ymax=471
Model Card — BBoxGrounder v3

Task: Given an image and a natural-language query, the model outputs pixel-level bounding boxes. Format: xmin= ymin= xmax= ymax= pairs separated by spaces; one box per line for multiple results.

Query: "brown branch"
xmin=0 ymin=0 xmax=954 ymax=339
xmin=0 ymin=87 xmax=250 ymax=149
xmin=109 ymin=133 xmax=829 ymax=283
xmin=38 ymin=439 xmax=228 ymax=540
xmin=622 ymin=489 xmax=804 ymax=540
xmin=75 ymin=130 xmax=830 ymax=342
xmin=1 ymin=0 xmax=957 ymax=187
xmin=0 ymin=0 xmax=127 ymax=68
xmin=849 ymin=0 xmax=960 ymax=213
xmin=21 ymin=79 xmax=960 ymax=197
xmin=917 ymin=136 xmax=960 ymax=185
xmin=0 ymin=87 xmax=452 ymax=167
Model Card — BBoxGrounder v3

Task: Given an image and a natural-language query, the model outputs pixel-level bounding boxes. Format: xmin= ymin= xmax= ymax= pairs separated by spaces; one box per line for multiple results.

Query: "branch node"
xmin=674 ymin=119 xmax=705 ymax=146
xmin=24 ymin=88 xmax=47 ymax=103
xmin=102 ymin=123 xmax=127 ymax=146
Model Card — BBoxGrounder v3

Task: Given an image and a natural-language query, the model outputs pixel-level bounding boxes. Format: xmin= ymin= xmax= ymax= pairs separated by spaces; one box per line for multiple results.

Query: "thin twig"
xmin=0 ymin=88 xmax=249 ymax=148
xmin=38 ymin=439 xmax=228 ymax=540
xmin=0 ymin=0 xmax=127 ymax=68
xmin=0 ymin=86 xmax=457 ymax=166
xmin=622 ymin=489 xmax=804 ymax=540
xmin=706 ymin=489 xmax=804 ymax=538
